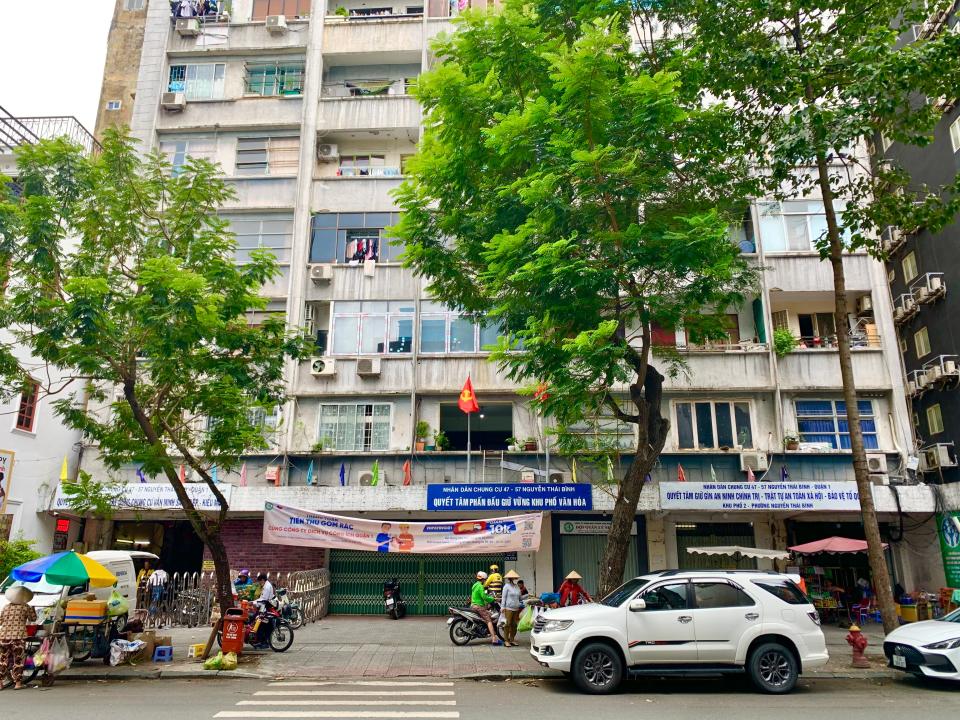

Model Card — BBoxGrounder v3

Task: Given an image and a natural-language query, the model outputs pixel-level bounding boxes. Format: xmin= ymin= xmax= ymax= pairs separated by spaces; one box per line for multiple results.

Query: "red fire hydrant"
xmin=846 ymin=624 xmax=870 ymax=668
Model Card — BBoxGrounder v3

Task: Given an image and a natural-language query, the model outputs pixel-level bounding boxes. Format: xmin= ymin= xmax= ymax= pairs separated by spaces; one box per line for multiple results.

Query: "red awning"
xmin=788 ymin=536 xmax=888 ymax=555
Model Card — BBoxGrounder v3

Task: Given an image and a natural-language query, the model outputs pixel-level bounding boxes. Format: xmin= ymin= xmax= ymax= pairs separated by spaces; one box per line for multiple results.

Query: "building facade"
xmin=67 ymin=0 xmax=956 ymax=610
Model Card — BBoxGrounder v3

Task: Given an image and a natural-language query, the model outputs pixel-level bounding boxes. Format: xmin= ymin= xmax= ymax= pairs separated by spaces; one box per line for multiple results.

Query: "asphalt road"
xmin=1 ymin=675 xmax=956 ymax=719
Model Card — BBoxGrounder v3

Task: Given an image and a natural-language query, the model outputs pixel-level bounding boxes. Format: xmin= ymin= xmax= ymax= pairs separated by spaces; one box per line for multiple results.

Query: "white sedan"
xmin=884 ymin=608 xmax=960 ymax=681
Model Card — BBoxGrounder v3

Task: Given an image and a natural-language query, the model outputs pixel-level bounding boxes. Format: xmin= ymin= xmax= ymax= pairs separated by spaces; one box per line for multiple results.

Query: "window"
xmin=566 ymin=415 xmax=636 ymax=451
xmin=418 ymin=302 xmax=499 ymax=354
xmin=639 ymin=582 xmax=689 ymax=611
xmin=15 ymin=380 xmax=39 ymax=432
xmin=235 ymin=136 xmax=299 ymax=175
xmin=106 ymin=100 xmax=122 ymax=111
xmin=124 ymin=0 xmax=145 ymax=9
xmin=245 ymin=62 xmax=305 ymax=96
xmin=914 ymin=327 xmax=931 ymax=358
xmin=248 ymin=406 xmax=280 ymax=431
xmin=693 ymin=582 xmax=755 ymax=609
xmin=159 ymin=137 xmax=216 ymax=175
xmin=332 ymin=301 xmax=415 ymax=355
xmin=902 ymin=251 xmax=919 ymax=284
xmin=951 ymin=116 xmax=960 ymax=154
xmin=899 ymin=337 xmax=907 ymax=353
xmin=795 ymin=399 xmax=879 ymax=450
xmin=337 ymin=155 xmax=401 ymax=178
xmin=318 ymin=403 xmax=390 ymax=451
xmin=771 ymin=310 xmax=789 ymax=332
xmin=757 ymin=200 xmax=850 ymax=252
xmin=927 ymin=404 xmax=944 ymax=435
xmin=675 ymin=401 xmax=753 ymax=449
xmin=310 ymin=212 xmax=403 ymax=263
xmin=168 ymin=64 xmax=226 ymax=101
xmin=226 ymin=215 xmax=293 ymax=264
xmin=751 ymin=579 xmax=808 ymax=605
xmin=252 ymin=0 xmax=312 ymax=20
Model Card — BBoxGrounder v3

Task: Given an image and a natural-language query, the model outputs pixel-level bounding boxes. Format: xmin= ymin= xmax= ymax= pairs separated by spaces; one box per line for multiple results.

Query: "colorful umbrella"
xmin=788 ymin=536 xmax=888 ymax=555
xmin=11 ymin=551 xmax=117 ymax=588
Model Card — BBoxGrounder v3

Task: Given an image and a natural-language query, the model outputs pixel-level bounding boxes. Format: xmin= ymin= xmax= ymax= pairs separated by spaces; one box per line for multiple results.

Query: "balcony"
xmin=763 ymin=253 xmax=875 ymax=293
xmin=221 ymin=176 xmax=299 ymax=210
xmin=777 ymin=347 xmax=890 ymax=391
xmin=303 ymin=264 xmax=420 ymax=302
xmin=323 ymin=16 xmax=428 ymax=63
xmin=294 ymin=356 xmax=415 ymax=395
xmin=664 ymin=347 xmax=774 ymax=392
xmin=168 ymin=17 xmax=309 ymax=56
xmin=416 ymin=357 xmax=523 ymax=394
xmin=909 ymin=272 xmax=947 ymax=306
xmin=156 ymin=96 xmax=302 ymax=131
xmin=318 ymin=94 xmax=421 ymax=133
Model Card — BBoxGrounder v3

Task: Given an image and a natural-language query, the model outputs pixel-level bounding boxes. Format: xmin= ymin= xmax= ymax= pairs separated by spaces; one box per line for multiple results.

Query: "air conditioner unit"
xmin=739 ymin=451 xmax=769 ymax=472
xmin=927 ymin=365 xmax=943 ymax=382
xmin=916 ymin=286 xmax=930 ymax=301
xmin=894 ymin=307 xmax=904 ymax=321
xmin=856 ymin=296 xmax=873 ymax=315
xmin=266 ymin=14 xmax=288 ymax=33
xmin=161 ymin=92 xmax=186 ymax=111
xmin=309 ymin=263 xmax=334 ymax=284
xmin=907 ymin=380 xmax=917 ymax=395
xmin=547 ymin=471 xmax=572 ymax=484
xmin=921 ymin=444 xmax=957 ymax=471
xmin=357 ymin=357 xmax=382 ymax=376
xmin=310 ymin=356 xmax=336 ymax=376
xmin=917 ymin=373 xmax=929 ymax=388
xmin=176 ymin=17 xmax=200 ymax=36
xmin=905 ymin=296 xmax=915 ymax=311
xmin=882 ymin=226 xmax=902 ymax=249
xmin=865 ymin=452 xmax=888 ymax=474
xmin=870 ymin=473 xmax=890 ymax=486
xmin=930 ymin=275 xmax=943 ymax=291
xmin=357 ymin=470 xmax=384 ymax=486
xmin=945 ymin=359 xmax=957 ymax=375
xmin=316 ymin=143 xmax=339 ymax=162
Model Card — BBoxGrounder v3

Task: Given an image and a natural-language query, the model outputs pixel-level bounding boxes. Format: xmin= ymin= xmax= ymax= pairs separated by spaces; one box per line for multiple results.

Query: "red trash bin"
xmin=221 ymin=607 xmax=246 ymax=655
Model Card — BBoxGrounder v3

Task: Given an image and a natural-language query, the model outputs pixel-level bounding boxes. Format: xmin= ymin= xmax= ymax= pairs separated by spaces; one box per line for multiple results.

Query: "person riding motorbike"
xmin=251 ymin=573 xmax=276 ymax=646
xmin=471 ymin=571 xmax=501 ymax=646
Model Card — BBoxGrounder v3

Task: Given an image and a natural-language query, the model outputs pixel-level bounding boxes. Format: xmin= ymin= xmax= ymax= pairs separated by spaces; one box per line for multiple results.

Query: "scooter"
xmin=384 ymin=578 xmax=407 ymax=619
xmin=219 ymin=601 xmax=294 ymax=652
xmin=276 ymin=587 xmax=305 ymax=629
xmin=447 ymin=603 xmax=503 ymax=645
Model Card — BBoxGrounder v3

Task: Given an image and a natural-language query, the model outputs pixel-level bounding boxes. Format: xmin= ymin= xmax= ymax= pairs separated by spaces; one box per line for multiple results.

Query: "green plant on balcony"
xmin=334 ymin=6 xmax=349 ymax=17
xmin=773 ymin=328 xmax=797 ymax=358
xmin=415 ymin=420 xmax=430 ymax=452
xmin=433 ymin=429 xmax=450 ymax=451
xmin=783 ymin=431 xmax=800 ymax=451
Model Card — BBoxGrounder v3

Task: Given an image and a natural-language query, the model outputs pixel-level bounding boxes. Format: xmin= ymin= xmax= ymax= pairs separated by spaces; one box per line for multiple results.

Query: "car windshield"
xmin=600 ymin=578 xmax=649 ymax=607
xmin=0 ymin=576 xmax=65 ymax=596
xmin=938 ymin=608 xmax=960 ymax=623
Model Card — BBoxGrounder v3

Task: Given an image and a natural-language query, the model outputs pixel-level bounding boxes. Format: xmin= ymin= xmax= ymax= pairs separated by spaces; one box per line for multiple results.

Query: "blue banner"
xmin=427 ymin=483 xmax=592 ymax=511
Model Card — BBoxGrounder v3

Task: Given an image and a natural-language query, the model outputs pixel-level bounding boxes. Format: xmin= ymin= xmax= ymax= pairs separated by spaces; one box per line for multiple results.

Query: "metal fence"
xmin=136 ymin=568 xmax=330 ymax=629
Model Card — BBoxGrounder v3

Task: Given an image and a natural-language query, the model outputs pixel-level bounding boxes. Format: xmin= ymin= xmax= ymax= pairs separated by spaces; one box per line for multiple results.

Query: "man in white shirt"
xmin=255 ymin=573 xmax=275 ymax=606
xmin=147 ymin=566 xmax=169 ymax=619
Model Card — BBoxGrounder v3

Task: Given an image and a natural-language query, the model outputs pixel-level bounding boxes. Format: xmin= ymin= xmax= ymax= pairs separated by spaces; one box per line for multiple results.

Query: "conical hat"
xmin=504 ymin=570 xmax=520 ymax=580
xmin=565 ymin=570 xmax=582 ymax=580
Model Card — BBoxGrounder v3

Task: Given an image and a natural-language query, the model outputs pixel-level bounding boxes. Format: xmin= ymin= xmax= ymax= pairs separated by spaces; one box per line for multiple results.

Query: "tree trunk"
xmin=815 ymin=152 xmax=899 ymax=634
xmin=206 ymin=529 xmax=237 ymax=616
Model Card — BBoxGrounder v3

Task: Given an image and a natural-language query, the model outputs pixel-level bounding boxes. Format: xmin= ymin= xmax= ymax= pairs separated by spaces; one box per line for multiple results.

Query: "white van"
xmin=0 ymin=550 xmax=158 ymax=630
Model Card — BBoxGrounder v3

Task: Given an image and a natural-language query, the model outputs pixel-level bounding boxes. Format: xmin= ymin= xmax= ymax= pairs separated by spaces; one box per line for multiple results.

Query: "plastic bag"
xmin=33 ymin=637 xmax=51 ymax=669
xmin=106 ymin=590 xmax=130 ymax=617
xmin=47 ymin=636 xmax=71 ymax=674
xmin=516 ymin=605 xmax=534 ymax=633
xmin=203 ymin=651 xmax=224 ymax=671
xmin=221 ymin=651 xmax=238 ymax=671
xmin=109 ymin=639 xmax=146 ymax=666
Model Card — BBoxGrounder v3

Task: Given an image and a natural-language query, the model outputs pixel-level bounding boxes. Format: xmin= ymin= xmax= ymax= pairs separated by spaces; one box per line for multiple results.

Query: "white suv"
xmin=530 ymin=570 xmax=828 ymax=694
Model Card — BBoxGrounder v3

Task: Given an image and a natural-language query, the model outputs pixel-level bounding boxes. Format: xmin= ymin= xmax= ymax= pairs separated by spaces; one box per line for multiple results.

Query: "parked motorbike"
xmin=276 ymin=587 xmax=305 ymax=629
xmin=219 ymin=601 xmax=294 ymax=652
xmin=447 ymin=603 xmax=503 ymax=645
xmin=384 ymin=578 xmax=407 ymax=620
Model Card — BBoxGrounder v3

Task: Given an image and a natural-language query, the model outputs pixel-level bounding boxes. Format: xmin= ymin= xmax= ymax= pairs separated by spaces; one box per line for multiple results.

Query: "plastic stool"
xmin=187 ymin=643 xmax=206 ymax=658
xmin=153 ymin=646 xmax=174 ymax=663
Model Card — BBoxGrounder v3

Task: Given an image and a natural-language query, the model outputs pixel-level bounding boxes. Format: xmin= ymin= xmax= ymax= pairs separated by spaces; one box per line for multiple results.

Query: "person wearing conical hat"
xmin=0 ymin=586 xmax=37 ymax=690
xmin=558 ymin=570 xmax=592 ymax=607
xmin=500 ymin=570 xmax=523 ymax=646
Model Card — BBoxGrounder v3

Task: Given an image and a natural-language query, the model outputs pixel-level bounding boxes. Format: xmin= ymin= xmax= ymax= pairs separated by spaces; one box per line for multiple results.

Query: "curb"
xmin=55 ymin=668 xmax=270 ymax=682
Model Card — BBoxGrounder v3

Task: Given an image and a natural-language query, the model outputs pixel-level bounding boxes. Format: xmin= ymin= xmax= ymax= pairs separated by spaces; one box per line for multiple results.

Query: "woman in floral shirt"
xmin=0 ymin=586 xmax=37 ymax=690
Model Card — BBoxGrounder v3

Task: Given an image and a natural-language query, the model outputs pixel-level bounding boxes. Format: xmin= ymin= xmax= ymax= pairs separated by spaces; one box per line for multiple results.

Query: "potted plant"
xmin=414 ymin=420 xmax=430 ymax=452
xmin=433 ymin=429 xmax=450 ymax=452
xmin=311 ymin=440 xmax=324 ymax=454
xmin=523 ymin=437 xmax=538 ymax=451
xmin=783 ymin=431 xmax=800 ymax=451
xmin=333 ymin=6 xmax=349 ymax=17
xmin=773 ymin=327 xmax=797 ymax=358
xmin=505 ymin=437 xmax=519 ymax=452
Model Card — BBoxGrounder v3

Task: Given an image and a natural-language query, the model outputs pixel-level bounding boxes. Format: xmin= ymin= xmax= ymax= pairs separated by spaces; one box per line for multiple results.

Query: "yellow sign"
xmin=201 ymin=559 xmax=215 ymax=572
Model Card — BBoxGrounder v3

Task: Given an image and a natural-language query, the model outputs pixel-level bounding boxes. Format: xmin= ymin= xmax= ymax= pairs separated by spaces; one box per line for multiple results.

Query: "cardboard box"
xmin=64 ymin=600 xmax=108 ymax=625
xmin=154 ymin=635 xmax=172 ymax=650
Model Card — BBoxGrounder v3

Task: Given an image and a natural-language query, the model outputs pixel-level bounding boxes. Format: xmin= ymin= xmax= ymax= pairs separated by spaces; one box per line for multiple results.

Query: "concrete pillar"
xmin=646 ymin=514 xmax=667 ymax=571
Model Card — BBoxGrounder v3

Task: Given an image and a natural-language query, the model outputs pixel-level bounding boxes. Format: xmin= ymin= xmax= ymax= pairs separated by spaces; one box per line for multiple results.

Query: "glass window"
xmin=332 ymin=301 xmax=414 ymax=355
xmin=236 ymin=136 xmax=300 ymax=175
xmin=309 ymin=214 xmax=403 ymax=263
xmin=417 ymin=304 xmax=496 ymax=354
xmin=168 ymin=64 xmax=226 ymax=101
xmin=318 ymin=403 xmax=390 ymax=451
xmin=124 ymin=0 xmax=145 ymax=9
xmin=159 ymin=137 xmax=216 ymax=175
xmin=600 ymin=578 xmax=648 ymax=607
xmin=902 ymin=252 xmax=919 ymax=284
xmin=927 ymin=404 xmax=944 ymax=435
xmin=245 ymin=61 xmax=305 ymax=96
xmin=675 ymin=401 xmax=753 ymax=449
xmin=251 ymin=0 xmax=312 ymax=20
xmin=639 ymin=582 xmax=689 ymax=611
xmin=756 ymin=199 xmax=850 ymax=252
xmin=15 ymin=380 xmax=39 ymax=432
xmin=795 ymin=399 xmax=879 ymax=450
xmin=225 ymin=215 xmax=293 ymax=264
xmin=693 ymin=582 xmax=755 ymax=609
xmin=951 ymin=116 xmax=960 ymax=153
xmin=566 ymin=415 xmax=635 ymax=451
xmin=914 ymin=327 xmax=931 ymax=358
xmin=752 ymin=580 xmax=808 ymax=604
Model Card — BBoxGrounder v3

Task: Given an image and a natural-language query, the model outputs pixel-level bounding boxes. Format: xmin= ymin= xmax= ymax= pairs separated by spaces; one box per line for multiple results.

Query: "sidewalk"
xmin=58 ymin=615 xmax=897 ymax=682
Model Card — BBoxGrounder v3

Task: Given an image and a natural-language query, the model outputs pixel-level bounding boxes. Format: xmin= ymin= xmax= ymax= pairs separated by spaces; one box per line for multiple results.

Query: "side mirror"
xmin=628 ymin=598 xmax=647 ymax=612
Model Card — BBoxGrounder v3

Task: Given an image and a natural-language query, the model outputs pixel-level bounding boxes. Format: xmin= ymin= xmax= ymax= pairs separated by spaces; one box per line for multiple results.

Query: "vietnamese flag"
xmin=458 ymin=376 xmax=480 ymax=414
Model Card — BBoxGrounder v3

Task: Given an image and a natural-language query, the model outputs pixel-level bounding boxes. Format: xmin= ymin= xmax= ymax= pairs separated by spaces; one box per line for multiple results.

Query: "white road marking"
xmin=268 ymin=683 xmax=454 ymax=688
xmin=254 ymin=692 xmax=455 ymax=698
xmin=238 ymin=702 xmax=457 ymax=708
xmin=215 ymin=712 xmax=460 ymax=719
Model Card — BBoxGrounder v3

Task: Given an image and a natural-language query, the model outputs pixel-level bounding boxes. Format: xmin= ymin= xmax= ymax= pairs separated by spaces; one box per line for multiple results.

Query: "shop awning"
xmin=788 ymin=536 xmax=888 ymax=555
xmin=685 ymin=545 xmax=790 ymax=560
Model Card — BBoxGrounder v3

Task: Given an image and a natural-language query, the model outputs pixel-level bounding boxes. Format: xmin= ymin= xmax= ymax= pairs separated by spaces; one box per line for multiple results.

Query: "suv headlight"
xmin=924 ymin=637 xmax=960 ymax=650
xmin=541 ymin=619 xmax=574 ymax=633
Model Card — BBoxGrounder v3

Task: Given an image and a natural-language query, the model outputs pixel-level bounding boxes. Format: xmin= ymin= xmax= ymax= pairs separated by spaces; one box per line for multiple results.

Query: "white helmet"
xmin=476 ymin=571 xmax=488 ymax=580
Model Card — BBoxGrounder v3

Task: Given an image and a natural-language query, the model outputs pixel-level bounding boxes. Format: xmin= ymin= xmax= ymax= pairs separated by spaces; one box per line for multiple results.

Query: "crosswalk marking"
xmin=214 ymin=713 xmax=460 ymax=719
xmin=238 ymin=702 xmax=458 ymax=707
xmin=268 ymin=682 xmax=454 ymax=688
xmin=255 ymin=692 xmax=455 ymax=697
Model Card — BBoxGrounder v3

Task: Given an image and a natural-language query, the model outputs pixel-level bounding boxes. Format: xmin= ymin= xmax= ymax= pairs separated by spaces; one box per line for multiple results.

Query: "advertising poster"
xmin=937 ymin=513 xmax=960 ymax=587
xmin=0 ymin=449 xmax=14 ymax=514
xmin=263 ymin=502 xmax=542 ymax=554
xmin=660 ymin=481 xmax=861 ymax=511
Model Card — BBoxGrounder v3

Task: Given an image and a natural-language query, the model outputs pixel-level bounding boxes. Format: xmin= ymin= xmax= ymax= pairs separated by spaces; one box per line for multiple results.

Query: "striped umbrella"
xmin=11 ymin=551 xmax=117 ymax=588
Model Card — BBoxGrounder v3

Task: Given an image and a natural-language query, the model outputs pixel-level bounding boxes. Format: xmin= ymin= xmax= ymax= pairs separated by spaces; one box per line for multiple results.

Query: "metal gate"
xmin=329 ymin=551 xmax=506 ymax=615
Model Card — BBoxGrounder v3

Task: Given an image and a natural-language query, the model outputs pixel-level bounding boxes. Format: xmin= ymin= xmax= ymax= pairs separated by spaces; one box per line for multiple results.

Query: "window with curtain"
xmin=795 ymin=399 xmax=879 ymax=450
xmin=251 ymin=0 xmax=311 ymax=20
xmin=318 ymin=403 xmax=391 ymax=451
xmin=310 ymin=212 xmax=403 ymax=263
xmin=245 ymin=61 xmax=305 ymax=96
xmin=332 ymin=301 xmax=415 ymax=355
xmin=168 ymin=64 xmax=226 ymax=100
xmin=757 ymin=200 xmax=851 ymax=252
xmin=675 ymin=401 xmax=753 ymax=449
xmin=235 ymin=136 xmax=300 ymax=175
xmin=159 ymin=137 xmax=216 ymax=175
xmin=225 ymin=215 xmax=293 ymax=264
xmin=418 ymin=302 xmax=500 ymax=354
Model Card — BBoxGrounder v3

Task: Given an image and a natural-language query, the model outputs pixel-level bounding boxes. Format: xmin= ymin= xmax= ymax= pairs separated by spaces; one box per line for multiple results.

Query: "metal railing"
xmin=0 ymin=105 xmax=98 ymax=155
xmin=321 ymin=79 xmax=412 ymax=98
xmin=136 ymin=568 xmax=330 ymax=628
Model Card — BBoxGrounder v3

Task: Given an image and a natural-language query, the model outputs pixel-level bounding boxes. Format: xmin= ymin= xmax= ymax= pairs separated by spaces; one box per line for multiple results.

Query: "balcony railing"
xmin=336 ymin=165 xmax=402 ymax=177
xmin=0 ymin=105 xmax=98 ymax=155
xmin=321 ymin=79 xmax=413 ymax=97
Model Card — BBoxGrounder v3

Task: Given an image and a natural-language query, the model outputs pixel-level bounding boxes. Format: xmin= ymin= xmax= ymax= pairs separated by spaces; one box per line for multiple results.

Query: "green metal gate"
xmin=328 ymin=551 xmax=506 ymax=615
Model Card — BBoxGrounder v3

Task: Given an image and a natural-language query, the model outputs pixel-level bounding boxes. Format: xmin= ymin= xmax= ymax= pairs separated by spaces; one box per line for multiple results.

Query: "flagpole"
xmin=467 ymin=410 xmax=472 ymax=484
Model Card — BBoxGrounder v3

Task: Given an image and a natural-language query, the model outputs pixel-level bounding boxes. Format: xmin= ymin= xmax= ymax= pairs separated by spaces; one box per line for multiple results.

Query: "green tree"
xmin=0 ymin=130 xmax=309 ymax=614
xmin=659 ymin=0 xmax=960 ymax=631
xmin=393 ymin=2 xmax=757 ymax=596
xmin=0 ymin=536 xmax=42 ymax=581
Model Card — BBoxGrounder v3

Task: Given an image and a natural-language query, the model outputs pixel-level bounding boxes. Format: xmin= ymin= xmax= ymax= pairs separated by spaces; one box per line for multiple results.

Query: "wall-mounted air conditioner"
xmin=921 ymin=443 xmax=957 ymax=471
xmin=739 ymin=451 xmax=769 ymax=472
xmin=547 ymin=471 xmax=572 ymax=484
xmin=176 ymin=18 xmax=200 ymax=36
xmin=357 ymin=357 xmax=382 ymax=376
xmin=317 ymin=143 xmax=339 ymax=162
xmin=865 ymin=452 xmax=888 ymax=475
xmin=310 ymin=263 xmax=334 ymax=284
xmin=856 ymin=296 xmax=873 ymax=315
xmin=161 ymin=92 xmax=186 ymax=112
xmin=266 ymin=15 xmax=288 ymax=33
xmin=357 ymin=470 xmax=386 ymax=486
xmin=310 ymin=357 xmax=336 ymax=377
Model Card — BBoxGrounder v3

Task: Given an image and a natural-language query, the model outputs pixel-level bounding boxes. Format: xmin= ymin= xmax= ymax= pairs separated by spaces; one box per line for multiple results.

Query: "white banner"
xmin=660 ymin=481 xmax=861 ymax=511
xmin=52 ymin=482 xmax=232 ymax=511
xmin=263 ymin=502 xmax=542 ymax=554
xmin=0 ymin=449 xmax=14 ymax=514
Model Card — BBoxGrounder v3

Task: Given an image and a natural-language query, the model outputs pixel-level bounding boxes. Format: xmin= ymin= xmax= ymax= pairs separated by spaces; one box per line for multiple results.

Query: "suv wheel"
xmin=748 ymin=642 xmax=798 ymax=694
xmin=572 ymin=642 xmax=624 ymax=694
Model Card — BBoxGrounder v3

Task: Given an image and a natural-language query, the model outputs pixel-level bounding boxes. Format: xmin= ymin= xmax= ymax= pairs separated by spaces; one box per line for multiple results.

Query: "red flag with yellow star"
xmin=458 ymin=376 xmax=479 ymax=414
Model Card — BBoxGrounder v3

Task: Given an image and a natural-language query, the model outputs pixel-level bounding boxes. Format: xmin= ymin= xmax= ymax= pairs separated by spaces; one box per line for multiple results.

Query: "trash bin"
xmin=221 ymin=608 xmax=246 ymax=655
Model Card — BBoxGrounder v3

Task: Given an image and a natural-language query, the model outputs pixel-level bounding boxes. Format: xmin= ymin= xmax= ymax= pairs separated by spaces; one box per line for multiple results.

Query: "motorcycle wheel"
xmin=449 ymin=619 xmax=473 ymax=646
xmin=270 ymin=622 xmax=294 ymax=652
xmin=395 ymin=603 xmax=407 ymax=620
xmin=389 ymin=608 xmax=399 ymax=620
xmin=288 ymin=606 xmax=305 ymax=630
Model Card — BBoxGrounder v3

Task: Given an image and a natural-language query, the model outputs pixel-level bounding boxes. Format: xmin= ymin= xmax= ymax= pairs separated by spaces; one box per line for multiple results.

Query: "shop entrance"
xmin=111 ymin=520 xmax=205 ymax=574
xmin=328 ymin=551 xmax=506 ymax=615
xmin=676 ymin=522 xmax=757 ymax=570
xmin=551 ymin=516 xmax=648 ymax=598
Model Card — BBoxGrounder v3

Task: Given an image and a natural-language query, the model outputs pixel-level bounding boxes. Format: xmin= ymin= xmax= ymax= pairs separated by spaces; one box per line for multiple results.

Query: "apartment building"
xmin=66 ymin=0 xmax=955 ymax=611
